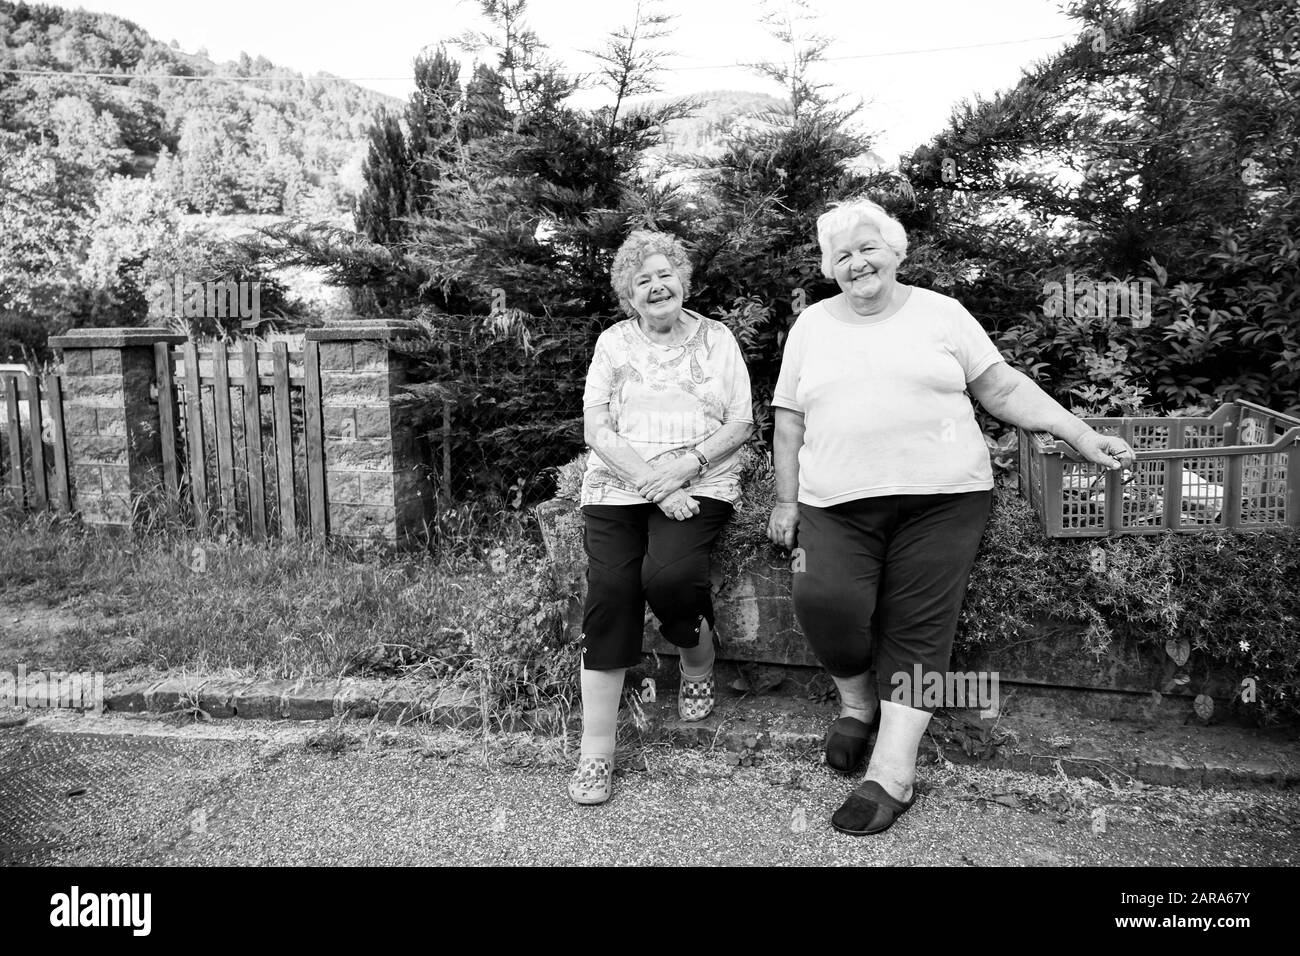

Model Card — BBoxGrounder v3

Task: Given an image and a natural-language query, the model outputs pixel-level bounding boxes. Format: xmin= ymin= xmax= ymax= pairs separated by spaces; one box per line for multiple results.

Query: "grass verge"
xmin=0 ymin=504 xmax=576 ymax=734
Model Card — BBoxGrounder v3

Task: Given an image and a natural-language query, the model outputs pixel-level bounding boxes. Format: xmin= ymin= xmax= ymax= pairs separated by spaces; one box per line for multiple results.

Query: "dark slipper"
xmin=831 ymin=779 xmax=916 ymax=836
xmin=824 ymin=711 xmax=880 ymax=774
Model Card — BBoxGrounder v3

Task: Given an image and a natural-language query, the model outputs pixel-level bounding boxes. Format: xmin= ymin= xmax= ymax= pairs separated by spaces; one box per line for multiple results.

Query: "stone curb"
xmin=104 ymin=677 xmax=482 ymax=728
xmin=95 ymin=681 xmax=1297 ymax=791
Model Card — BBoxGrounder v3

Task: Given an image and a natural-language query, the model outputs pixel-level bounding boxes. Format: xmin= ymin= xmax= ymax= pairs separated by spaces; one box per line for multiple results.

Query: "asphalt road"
xmin=2 ymin=710 xmax=1297 ymax=867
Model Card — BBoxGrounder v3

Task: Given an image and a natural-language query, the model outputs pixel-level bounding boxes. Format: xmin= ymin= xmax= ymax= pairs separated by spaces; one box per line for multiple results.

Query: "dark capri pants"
xmin=792 ymin=490 xmax=992 ymax=711
xmin=580 ymin=498 xmax=733 ymax=670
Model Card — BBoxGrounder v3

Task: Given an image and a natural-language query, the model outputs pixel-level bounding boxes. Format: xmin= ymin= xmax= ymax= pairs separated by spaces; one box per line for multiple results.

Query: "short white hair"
xmin=816 ymin=199 xmax=908 ymax=278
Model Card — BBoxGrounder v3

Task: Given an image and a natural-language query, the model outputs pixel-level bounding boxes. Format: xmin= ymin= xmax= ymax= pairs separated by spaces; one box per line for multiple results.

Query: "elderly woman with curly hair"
xmin=767 ymin=199 xmax=1135 ymax=835
xmin=569 ymin=229 xmax=754 ymax=805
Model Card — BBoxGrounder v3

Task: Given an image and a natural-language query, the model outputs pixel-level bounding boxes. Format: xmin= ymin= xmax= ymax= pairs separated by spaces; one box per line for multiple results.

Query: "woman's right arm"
xmin=766 ymin=407 xmax=804 ymax=548
xmin=584 ymin=404 xmax=655 ymax=488
xmin=584 ymin=405 xmax=700 ymax=519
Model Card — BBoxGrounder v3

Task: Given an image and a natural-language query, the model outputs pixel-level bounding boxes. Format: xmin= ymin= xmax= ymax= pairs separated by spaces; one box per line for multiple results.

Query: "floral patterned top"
xmin=581 ymin=310 xmax=753 ymax=506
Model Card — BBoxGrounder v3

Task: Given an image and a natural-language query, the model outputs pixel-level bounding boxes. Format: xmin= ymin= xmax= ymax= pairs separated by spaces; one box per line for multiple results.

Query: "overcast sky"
xmin=44 ymin=0 xmax=1083 ymax=159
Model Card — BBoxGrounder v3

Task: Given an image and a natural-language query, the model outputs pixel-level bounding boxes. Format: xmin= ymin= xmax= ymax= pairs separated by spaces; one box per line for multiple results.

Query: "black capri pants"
xmin=792 ymin=491 xmax=992 ymax=711
xmin=580 ymin=498 xmax=734 ymax=670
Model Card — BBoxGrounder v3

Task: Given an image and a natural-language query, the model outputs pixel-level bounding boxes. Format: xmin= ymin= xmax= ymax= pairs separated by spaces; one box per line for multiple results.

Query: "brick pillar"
xmin=306 ymin=322 xmax=434 ymax=544
xmin=48 ymin=328 xmax=186 ymax=528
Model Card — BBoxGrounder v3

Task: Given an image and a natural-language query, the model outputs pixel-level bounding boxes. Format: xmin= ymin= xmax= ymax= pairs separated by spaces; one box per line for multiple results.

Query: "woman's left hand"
xmin=1072 ymin=429 xmax=1137 ymax=471
xmin=658 ymin=489 xmax=701 ymax=521
xmin=638 ymin=452 xmax=700 ymax=503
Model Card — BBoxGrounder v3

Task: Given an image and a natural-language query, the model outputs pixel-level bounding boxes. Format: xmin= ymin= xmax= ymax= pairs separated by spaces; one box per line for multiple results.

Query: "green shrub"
xmin=965 ymin=489 xmax=1300 ymax=724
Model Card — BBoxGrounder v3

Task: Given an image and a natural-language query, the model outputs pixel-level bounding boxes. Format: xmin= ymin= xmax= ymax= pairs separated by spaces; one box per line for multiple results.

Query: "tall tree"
xmin=355 ymin=110 xmax=414 ymax=246
xmin=584 ymin=0 xmax=675 ymax=138
xmin=683 ymin=0 xmax=889 ymax=407
xmin=902 ymin=0 xmax=1300 ymax=412
xmin=455 ymin=0 xmax=576 ymax=118
xmin=355 ymin=46 xmax=462 ymax=248
xmin=459 ymin=63 xmax=510 ymax=142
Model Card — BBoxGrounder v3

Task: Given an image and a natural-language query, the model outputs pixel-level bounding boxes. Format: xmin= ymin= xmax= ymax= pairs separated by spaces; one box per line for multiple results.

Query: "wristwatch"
xmin=690 ymin=447 xmax=709 ymax=475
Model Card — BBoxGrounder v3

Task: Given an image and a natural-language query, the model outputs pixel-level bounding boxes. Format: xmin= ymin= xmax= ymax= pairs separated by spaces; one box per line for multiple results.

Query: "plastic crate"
xmin=1018 ymin=401 xmax=1300 ymax=537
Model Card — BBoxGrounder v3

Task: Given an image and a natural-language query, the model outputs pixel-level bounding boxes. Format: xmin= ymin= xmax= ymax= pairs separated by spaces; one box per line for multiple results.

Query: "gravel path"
xmin=2 ymin=711 xmax=1297 ymax=867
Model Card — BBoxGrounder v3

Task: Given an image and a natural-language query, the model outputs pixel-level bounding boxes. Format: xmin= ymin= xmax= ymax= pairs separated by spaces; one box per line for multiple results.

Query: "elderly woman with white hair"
xmin=569 ymin=229 xmax=754 ymax=806
xmin=767 ymin=199 xmax=1135 ymax=835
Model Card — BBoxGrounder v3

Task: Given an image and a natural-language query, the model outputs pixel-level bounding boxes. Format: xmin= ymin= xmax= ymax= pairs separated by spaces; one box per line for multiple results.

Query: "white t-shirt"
xmin=581 ymin=311 xmax=753 ymax=506
xmin=771 ymin=287 xmax=1004 ymax=506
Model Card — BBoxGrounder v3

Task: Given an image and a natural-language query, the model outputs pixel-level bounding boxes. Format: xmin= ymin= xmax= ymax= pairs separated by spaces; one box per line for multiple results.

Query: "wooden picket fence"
xmin=2 ymin=341 xmax=327 ymax=539
xmin=0 ymin=364 xmax=71 ymax=513
xmin=160 ymin=338 xmax=327 ymax=539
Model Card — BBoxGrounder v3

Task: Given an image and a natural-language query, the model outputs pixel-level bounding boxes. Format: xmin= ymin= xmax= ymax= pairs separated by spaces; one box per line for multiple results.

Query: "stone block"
xmin=60 ymin=375 xmax=124 ymax=407
xmin=70 ymin=464 xmax=103 ymax=494
xmin=50 ymin=328 xmax=184 ymax=349
xmin=393 ymin=471 xmax=433 ymax=533
xmin=282 ymin=689 xmax=335 ymax=720
xmin=377 ymin=695 xmax=423 ymax=723
xmin=351 ymin=341 xmax=389 ymax=371
xmin=232 ymin=680 xmax=297 ymax=719
xmin=90 ymin=348 xmax=123 ymax=375
xmin=61 ymin=350 xmax=94 ymax=376
xmin=320 ymin=371 xmax=388 ymax=405
xmin=1202 ymin=756 xmax=1238 ymax=789
xmin=330 ymin=503 xmax=397 ymax=540
xmin=420 ymin=681 xmax=485 ymax=728
xmin=324 ymin=438 xmax=392 ymax=471
xmin=333 ymin=679 xmax=383 ymax=718
xmin=323 ymin=407 xmax=355 ymax=438
xmin=95 ymin=407 xmax=127 ymax=436
xmin=393 ymin=469 xmax=431 ymax=503
xmin=67 ymin=434 xmax=129 ymax=466
xmin=390 ymin=429 xmax=419 ymax=462
xmin=120 ymin=368 xmax=155 ymax=402
xmin=306 ymin=321 xmax=420 ymax=343
xmin=326 ymin=471 xmax=363 ymax=504
xmin=99 ymin=494 xmax=132 ymax=524
xmin=104 ymin=684 xmax=150 ymax=712
xmin=354 ymin=406 xmax=392 ymax=439
xmin=317 ymin=342 xmax=353 ymax=371
xmin=1230 ymin=757 xmax=1284 ymax=787
xmin=196 ymin=679 xmax=248 ymax=718
xmin=62 ymin=406 xmax=98 ymax=436
xmin=100 ymin=466 xmax=131 ymax=496
xmin=1137 ymin=750 xmax=1201 ymax=787
xmin=144 ymin=676 xmax=207 ymax=712
xmin=359 ymin=471 xmax=395 ymax=503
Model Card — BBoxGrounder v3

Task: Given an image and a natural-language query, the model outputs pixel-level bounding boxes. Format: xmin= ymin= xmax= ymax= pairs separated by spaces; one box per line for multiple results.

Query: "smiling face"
xmin=628 ymin=253 xmax=684 ymax=323
xmin=828 ymin=222 xmax=900 ymax=305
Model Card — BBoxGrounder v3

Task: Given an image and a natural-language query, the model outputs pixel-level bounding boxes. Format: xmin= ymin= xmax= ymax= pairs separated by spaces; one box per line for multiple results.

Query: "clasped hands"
xmin=637 ymin=450 xmax=702 ymax=521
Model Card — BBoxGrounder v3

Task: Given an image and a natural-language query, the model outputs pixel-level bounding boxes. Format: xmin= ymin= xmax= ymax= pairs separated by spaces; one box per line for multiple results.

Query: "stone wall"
xmin=533 ymin=496 xmax=1240 ymax=701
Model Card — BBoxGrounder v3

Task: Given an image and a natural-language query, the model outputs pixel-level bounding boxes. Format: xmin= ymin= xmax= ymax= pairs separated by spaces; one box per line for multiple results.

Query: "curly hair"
xmin=609 ymin=229 xmax=693 ymax=316
xmin=816 ymin=199 xmax=909 ymax=278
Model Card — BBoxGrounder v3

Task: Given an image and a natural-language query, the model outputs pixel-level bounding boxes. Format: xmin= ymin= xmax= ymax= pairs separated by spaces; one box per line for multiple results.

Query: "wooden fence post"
xmin=2 ymin=374 xmax=23 ymax=505
xmin=42 ymin=371 xmax=71 ymax=512
xmin=25 ymin=372 xmax=48 ymax=509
